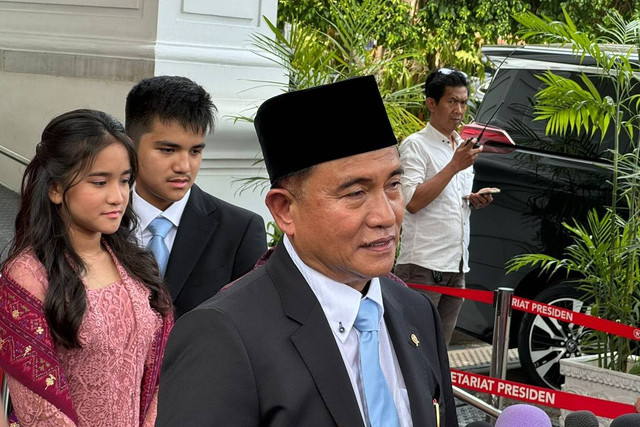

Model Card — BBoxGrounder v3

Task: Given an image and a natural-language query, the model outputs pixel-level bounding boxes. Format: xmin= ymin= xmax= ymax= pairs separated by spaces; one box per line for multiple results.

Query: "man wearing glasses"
xmin=394 ymin=68 xmax=494 ymax=345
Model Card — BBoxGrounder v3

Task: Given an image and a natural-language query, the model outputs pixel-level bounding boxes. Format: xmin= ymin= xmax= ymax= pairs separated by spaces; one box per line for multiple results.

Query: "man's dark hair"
xmin=424 ymin=68 xmax=469 ymax=103
xmin=125 ymin=75 xmax=217 ymax=142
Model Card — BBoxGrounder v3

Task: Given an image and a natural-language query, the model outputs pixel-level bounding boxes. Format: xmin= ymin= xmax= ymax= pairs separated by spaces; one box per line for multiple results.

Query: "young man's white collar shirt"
xmin=132 ymin=186 xmax=190 ymax=253
xmin=396 ymin=122 xmax=474 ymax=273
xmin=283 ymin=235 xmax=412 ymax=426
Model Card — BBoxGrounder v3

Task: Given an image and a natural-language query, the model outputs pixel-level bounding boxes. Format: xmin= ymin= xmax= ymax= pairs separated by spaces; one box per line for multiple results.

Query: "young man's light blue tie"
xmin=354 ymin=298 xmax=401 ymax=427
xmin=147 ymin=216 xmax=172 ymax=277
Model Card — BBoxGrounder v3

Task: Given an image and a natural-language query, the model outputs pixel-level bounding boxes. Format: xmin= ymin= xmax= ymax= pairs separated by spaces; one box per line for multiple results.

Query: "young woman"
xmin=0 ymin=109 xmax=173 ymax=426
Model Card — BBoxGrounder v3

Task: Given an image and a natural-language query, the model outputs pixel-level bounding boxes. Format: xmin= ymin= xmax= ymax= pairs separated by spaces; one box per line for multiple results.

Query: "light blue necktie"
xmin=147 ymin=216 xmax=172 ymax=277
xmin=354 ymin=298 xmax=401 ymax=427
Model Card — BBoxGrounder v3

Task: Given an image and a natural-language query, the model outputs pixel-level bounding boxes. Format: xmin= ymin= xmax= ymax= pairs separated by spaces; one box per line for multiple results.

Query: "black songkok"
xmin=254 ymin=75 xmax=397 ymax=184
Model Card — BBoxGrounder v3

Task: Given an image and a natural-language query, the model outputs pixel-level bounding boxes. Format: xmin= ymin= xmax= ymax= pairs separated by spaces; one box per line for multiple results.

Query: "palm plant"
xmin=235 ymin=0 xmax=428 ymax=196
xmin=505 ymin=9 xmax=640 ymax=373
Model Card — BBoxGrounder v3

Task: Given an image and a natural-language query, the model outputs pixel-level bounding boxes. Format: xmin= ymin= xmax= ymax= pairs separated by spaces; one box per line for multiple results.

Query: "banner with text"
xmin=408 ymin=283 xmax=640 ymax=341
xmin=451 ymin=369 xmax=636 ymax=419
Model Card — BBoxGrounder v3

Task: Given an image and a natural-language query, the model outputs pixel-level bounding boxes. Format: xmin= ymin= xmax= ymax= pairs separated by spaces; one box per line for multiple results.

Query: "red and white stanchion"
xmin=489 ymin=287 xmax=513 ymax=412
xmin=408 ymin=283 xmax=640 ymax=342
xmin=406 ymin=282 xmax=640 ymax=419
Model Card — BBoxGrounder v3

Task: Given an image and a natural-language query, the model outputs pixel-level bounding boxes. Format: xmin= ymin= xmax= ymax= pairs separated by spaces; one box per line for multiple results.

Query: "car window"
xmin=477 ymin=69 xmax=632 ymax=160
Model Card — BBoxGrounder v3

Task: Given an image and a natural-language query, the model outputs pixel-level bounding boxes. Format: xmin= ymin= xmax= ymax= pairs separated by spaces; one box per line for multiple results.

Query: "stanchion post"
xmin=453 ymin=385 xmax=502 ymax=419
xmin=488 ymin=287 xmax=514 ymax=419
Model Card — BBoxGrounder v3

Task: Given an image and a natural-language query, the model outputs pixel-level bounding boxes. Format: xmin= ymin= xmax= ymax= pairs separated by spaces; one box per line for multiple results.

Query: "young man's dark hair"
xmin=125 ymin=75 xmax=217 ymax=143
xmin=424 ymin=68 xmax=469 ymax=102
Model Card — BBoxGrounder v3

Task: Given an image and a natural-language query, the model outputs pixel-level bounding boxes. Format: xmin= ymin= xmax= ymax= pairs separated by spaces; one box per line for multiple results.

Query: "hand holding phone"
xmin=465 ymin=187 xmax=497 ymax=209
xmin=465 ymin=138 xmax=480 ymax=149
xmin=462 ymin=187 xmax=500 ymax=202
xmin=478 ymin=187 xmax=500 ymax=196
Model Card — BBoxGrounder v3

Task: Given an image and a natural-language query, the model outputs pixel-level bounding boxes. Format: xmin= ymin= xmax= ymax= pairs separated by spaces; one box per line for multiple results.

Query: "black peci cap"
xmin=254 ymin=75 xmax=397 ymax=184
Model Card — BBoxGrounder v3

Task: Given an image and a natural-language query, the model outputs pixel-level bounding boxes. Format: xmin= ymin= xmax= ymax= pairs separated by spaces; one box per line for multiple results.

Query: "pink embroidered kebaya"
xmin=0 ymin=249 xmax=172 ymax=426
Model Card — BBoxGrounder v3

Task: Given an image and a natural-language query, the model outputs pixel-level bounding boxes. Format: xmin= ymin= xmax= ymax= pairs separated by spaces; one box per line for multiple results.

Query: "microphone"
xmin=610 ymin=413 xmax=640 ymax=426
xmin=564 ymin=410 xmax=598 ymax=427
xmin=494 ymin=404 xmax=552 ymax=427
xmin=465 ymin=422 xmax=491 ymax=427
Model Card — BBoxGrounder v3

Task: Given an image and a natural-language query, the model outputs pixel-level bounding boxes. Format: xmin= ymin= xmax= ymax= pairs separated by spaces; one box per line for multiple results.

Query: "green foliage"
xmin=250 ymin=0 xmax=427 ymax=113
xmin=266 ymin=221 xmax=284 ymax=248
xmin=507 ymin=210 xmax=640 ymax=372
xmin=276 ymin=1 xmax=640 ymax=78
xmin=528 ymin=0 xmax=638 ymax=32
xmin=533 ymin=71 xmax=614 ymax=139
xmin=246 ymin=1 xmax=640 ymax=250
xmin=237 ymin=0 xmax=429 ymax=197
xmin=278 ymin=0 xmax=420 ymax=52
xmin=507 ymin=8 xmax=640 ymax=373
xmin=415 ymin=1 xmax=527 ymax=73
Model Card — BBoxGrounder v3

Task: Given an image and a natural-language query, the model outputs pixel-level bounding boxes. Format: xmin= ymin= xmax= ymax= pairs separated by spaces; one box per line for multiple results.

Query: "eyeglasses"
xmin=437 ymin=68 xmax=468 ymax=79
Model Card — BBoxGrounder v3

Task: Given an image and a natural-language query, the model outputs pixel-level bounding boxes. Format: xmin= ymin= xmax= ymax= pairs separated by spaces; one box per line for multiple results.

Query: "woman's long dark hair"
xmin=1 ymin=109 xmax=172 ymax=349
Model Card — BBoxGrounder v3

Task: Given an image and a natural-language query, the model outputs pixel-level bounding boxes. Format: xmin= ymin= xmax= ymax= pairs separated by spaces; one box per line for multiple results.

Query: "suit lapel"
xmin=382 ymin=281 xmax=439 ymax=426
xmin=291 ymin=306 xmax=366 ymax=427
xmin=165 ymin=186 xmax=218 ymax=300
xmin=266 ymin=245 xmax=365 ymax=427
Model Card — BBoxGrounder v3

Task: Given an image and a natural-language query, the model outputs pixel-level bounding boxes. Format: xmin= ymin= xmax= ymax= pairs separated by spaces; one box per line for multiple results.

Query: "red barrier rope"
xmin=408 ymin=283 xmax=494 ymax=304
xmin=408 ymin=283 xmax=640 ymax=417
xmin=407 ymin=283 xmax=640 ymax=341
xmin=451 ymin=369 xmax=636 ymax=419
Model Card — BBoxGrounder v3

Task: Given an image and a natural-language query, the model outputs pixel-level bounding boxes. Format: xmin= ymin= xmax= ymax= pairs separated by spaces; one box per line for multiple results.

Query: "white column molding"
xmin=0 ymin=0 xmax=157 ymax=58
xmin=0 ymin=0 xmax=283 ymax=227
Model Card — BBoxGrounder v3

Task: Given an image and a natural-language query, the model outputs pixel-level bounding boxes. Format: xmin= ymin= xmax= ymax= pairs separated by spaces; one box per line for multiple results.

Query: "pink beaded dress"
xmin=0 ymin=248 xmax=171 ymax=426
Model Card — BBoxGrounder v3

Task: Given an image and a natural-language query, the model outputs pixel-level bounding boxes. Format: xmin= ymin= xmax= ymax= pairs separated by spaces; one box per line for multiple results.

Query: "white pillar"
xmin=0 ymin=0 xmax=284 ymax=225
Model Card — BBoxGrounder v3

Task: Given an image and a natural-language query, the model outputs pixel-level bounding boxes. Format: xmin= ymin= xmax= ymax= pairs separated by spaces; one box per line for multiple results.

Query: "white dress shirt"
xmin=283 ymin=236 xmax=413 ymax=426
xmin=396 ymin=123 xmax=474 ymax=273
xmin=132 ymin=187 xmax=190 ymax=253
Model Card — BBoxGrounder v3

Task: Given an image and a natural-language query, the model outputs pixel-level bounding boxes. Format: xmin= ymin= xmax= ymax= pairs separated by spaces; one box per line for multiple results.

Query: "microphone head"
xmin=465 ymin=422 xmax=491 ymax=427
xmin=494 ymin=404 xmax=552 ymax=427
xmin=610 ymin=413 xmax=640 ymax=427
xmin=564 ymin=410 xmax=598 ymax=427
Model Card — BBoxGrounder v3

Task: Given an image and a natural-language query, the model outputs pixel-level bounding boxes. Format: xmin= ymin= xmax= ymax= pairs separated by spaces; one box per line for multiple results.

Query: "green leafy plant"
xmin=235 ymin=0 xmax=428 ymax=197
xmin=249 ymin=0 xmax=427 ymax=127
xmin=236 ymin=0 xmax=433 ymax=245
xmin=244 ymin=1 xmax=640 ymax=250
xmin=266 ymin=221 xmax=284 ymax=248
xmin=507 ymin=210 xmax=640 ymax=372
xmin=506 ymin=8 xmax=640 ymax=373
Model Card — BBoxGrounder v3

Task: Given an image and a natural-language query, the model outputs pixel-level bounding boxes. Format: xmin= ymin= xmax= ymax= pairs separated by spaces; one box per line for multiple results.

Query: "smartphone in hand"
xmin=462 ymin=188 xmax=500 ymax=200
xmin=478 ymin=188 xmax=500 ymax=196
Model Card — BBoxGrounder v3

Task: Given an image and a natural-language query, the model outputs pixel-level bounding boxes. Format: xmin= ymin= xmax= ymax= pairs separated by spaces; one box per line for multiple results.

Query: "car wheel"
xmin=517 ymin=282 xmax=593 ymax=390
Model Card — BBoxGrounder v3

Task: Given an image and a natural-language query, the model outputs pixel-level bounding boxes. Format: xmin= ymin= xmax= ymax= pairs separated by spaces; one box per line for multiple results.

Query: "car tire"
xmin=517 ymin=282 xmax=592 ymax=390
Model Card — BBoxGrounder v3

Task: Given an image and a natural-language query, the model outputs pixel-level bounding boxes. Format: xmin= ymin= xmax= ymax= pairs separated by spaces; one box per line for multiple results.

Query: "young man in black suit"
xmin=156 ymin=76 xmax=457 ymax=426
xmin=125 ymin=75 xmax=267 ymax=319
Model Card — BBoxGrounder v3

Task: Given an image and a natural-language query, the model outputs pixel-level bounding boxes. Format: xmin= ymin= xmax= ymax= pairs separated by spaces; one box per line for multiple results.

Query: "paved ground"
xmin=0 ymin=185 xmax=561 ymax=426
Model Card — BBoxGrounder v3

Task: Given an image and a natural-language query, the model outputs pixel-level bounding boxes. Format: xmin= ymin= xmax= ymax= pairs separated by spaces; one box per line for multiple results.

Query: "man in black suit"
xmin=156 ymin=76 xmax=458 ymax=426
xmin=125 ymin=75 xmax=267 ymax=319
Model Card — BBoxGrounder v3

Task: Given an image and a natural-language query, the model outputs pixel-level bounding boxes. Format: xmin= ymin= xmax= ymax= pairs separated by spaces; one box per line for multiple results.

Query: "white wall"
xmin=0 ymin=0 xmax=285 ymax=227
xmin=0 ymin=72 xmax=135 ymax=189
xmin=0 ymin=0 xmax=158 ymax=188
xmin=0 ymin=0 xmax=158 ymax=58
xmin=154 ymin=0 xmax=285 ymax=224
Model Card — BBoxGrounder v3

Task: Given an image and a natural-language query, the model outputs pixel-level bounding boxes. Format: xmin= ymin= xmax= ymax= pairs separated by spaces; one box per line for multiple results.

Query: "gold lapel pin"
xmin=411 ymin=334 xmax=419 ymax=347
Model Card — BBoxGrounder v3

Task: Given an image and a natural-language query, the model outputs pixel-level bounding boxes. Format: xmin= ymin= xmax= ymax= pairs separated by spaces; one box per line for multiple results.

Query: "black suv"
xmin=456 ymin=44 xmax=634 ymax=390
